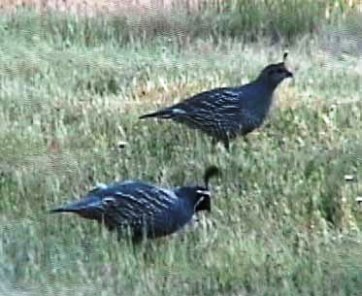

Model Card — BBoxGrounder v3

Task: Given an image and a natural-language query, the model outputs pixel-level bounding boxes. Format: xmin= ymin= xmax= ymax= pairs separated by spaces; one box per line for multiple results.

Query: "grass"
xmin=0 ymin=6 xmax=362 ymax=296
xmin=0 ymin=0 xmax=358 ymax=44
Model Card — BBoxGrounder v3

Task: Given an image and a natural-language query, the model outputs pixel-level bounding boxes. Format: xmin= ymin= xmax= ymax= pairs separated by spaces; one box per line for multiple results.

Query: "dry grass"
xmin=1 ymin=0 xmax=359 ymax=43
xmin=0 ymin=0 xmax=359 ymax=16
xmin=0 ymin=0 xmax=210 ymax=15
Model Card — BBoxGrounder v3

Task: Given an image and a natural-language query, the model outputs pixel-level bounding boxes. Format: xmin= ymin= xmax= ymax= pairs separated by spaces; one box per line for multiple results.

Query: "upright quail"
xmin=140 ymin=53 xmax=293 ymax=150
xmin=50 ymin=166 xmax=220 ymax=242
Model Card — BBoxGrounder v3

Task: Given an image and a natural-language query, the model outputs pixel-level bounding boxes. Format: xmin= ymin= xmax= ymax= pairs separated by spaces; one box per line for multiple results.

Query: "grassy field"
xmin=0 ymin=5 xmax=362 ymax=296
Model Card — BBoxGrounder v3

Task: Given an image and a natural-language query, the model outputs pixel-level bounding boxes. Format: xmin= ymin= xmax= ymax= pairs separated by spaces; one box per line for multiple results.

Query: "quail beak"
xmin=285 ymin=70 xmax=293 ymax=78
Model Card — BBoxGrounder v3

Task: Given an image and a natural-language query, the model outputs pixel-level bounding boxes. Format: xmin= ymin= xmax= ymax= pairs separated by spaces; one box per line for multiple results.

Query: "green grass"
xmin=1 ymin=7 xmax=362 ymax=295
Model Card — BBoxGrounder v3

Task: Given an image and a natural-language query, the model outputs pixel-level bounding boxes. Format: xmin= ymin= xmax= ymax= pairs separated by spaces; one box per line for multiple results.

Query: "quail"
xmin=140 ymin=53 xmax=293 ymax=150
xmin=50 ymin=166 xmax=220 ymax=242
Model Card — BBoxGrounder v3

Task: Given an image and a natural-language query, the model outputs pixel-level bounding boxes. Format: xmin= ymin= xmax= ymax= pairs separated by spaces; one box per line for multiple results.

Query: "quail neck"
xmin=238 ymin=62 xmax=293 ymax=115
xmin=233 ymin=80 xmax=274 ymax=122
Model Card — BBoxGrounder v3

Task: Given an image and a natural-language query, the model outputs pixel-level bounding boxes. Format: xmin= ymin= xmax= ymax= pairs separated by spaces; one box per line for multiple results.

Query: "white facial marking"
xmin=196 ymin=189 xmax=210 ymax=196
